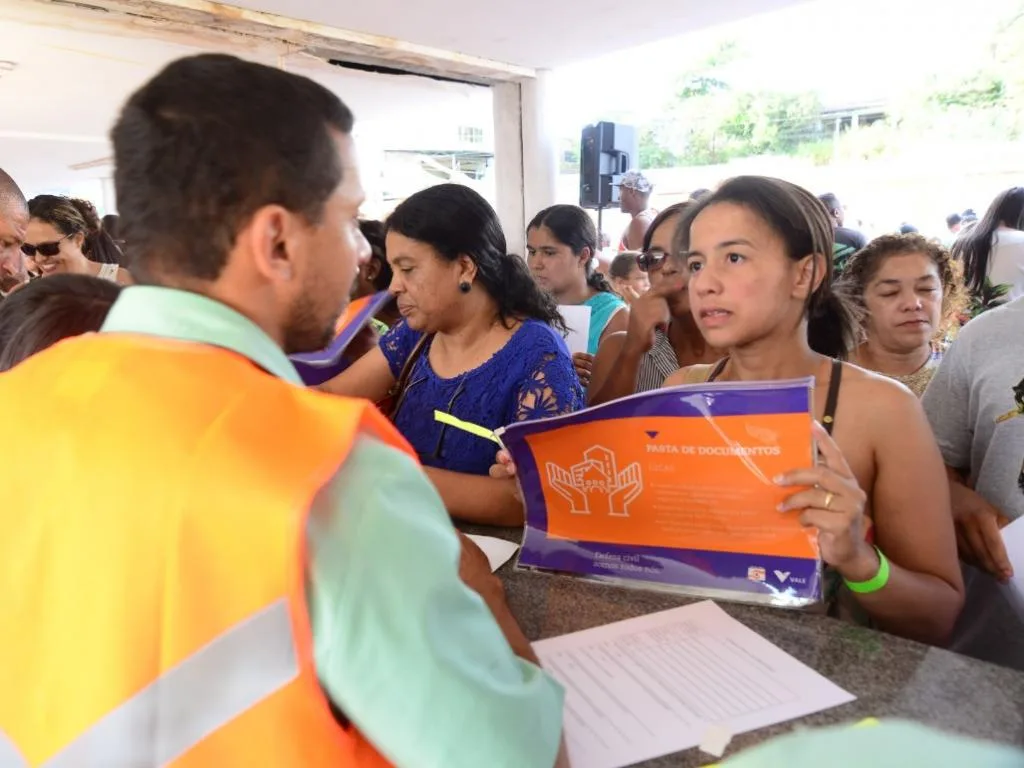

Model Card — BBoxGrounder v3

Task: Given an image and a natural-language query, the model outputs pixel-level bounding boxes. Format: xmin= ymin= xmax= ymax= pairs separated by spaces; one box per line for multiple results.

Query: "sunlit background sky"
xmin=549 ymin=0 xmax=1019 ymax=134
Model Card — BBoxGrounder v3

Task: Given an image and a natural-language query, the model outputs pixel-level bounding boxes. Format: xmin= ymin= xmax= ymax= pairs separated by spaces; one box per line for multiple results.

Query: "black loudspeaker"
xmin=579 ymin=121 xmax=638 ymax=210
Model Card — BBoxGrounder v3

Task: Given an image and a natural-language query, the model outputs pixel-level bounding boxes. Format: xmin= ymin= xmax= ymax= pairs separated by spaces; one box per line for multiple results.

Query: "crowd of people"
xmin=0 ymin=52 xmax=1022 ymax=766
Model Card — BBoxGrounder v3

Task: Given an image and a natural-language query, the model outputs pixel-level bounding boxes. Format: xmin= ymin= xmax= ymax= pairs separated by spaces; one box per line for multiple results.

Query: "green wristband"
xmin=843 ymin=547 xmax=890 ymax=594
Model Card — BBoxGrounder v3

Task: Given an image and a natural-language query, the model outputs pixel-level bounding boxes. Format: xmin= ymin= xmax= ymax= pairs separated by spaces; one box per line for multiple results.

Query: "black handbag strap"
xmin=384 ymin=333 xmax=431 ymax=420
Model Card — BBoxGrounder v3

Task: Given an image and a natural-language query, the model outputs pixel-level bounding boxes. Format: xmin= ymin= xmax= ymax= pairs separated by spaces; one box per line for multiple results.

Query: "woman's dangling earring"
xmin=459 ymin=281 xmax=472 ymax=294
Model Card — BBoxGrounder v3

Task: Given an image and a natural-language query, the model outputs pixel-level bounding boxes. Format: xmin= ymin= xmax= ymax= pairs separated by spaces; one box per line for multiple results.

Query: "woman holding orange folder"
xmin=662 ymin=176 xmax=964 ymax=645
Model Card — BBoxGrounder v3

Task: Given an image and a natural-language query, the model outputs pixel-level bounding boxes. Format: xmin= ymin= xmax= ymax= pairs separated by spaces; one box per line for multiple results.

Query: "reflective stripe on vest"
xmin=0 ymin=599 xmax=296 ymax=768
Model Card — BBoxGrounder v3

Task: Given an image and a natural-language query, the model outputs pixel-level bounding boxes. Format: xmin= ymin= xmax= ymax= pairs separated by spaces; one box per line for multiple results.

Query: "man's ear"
xmin=244 ymin=205 xmax=297 ymax=283
xmin=793 ymin=252 xmax=827 ymax=301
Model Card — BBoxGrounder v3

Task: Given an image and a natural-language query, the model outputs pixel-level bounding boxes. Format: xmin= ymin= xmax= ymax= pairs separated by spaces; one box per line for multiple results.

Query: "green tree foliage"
xmin=875 ymin=2 xmax=1024 ymax=144
xmin=639 ymin=42 xmax=823 ymax=168
xmin=638 ymin=2 xmax=1024 ymax=169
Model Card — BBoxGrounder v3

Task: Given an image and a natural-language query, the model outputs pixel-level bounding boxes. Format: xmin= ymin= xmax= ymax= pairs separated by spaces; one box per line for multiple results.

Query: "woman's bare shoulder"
xmin=595 ymin=329 xmax=628 ymax=355
xmin=838 ymin=361 xmax=922 ymax=420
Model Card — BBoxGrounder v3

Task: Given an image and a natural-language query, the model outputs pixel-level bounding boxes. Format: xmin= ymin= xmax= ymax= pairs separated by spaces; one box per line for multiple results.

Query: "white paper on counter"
xmin=558 ymin=305 xmax=592 ymax=356
xmin=533 ymin=600 xmax=855 ymax=768
xmin=1003 ymin=516 xmax=1024 ymax=620
xmin=466 ymin=534 xmax=519 ymax=572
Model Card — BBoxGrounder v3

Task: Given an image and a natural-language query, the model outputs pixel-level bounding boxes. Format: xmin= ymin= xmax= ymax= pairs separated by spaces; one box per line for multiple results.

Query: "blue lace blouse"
xmin=381 ymin=318 xmax=584 ymax=475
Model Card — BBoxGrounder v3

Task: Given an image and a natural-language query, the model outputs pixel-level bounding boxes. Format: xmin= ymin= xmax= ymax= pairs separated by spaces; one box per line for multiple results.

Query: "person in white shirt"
xmin=952 ymin=187 xmax=1024 ymax=301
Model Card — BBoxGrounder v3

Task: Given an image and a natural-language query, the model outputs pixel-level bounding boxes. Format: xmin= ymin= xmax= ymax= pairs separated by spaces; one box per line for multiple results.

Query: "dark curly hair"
xmin=27 ymin=195 xmax=125 ymax=266
xmin=387 ymin=184 xmax=566 ymax=332
xmin=838 ymin=233 xmax=967 ymax=339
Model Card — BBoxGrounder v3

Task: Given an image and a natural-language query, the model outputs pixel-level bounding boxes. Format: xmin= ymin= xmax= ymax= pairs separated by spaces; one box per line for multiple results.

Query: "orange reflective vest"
xmin=0 ymin=333 xmax=407 ymax=767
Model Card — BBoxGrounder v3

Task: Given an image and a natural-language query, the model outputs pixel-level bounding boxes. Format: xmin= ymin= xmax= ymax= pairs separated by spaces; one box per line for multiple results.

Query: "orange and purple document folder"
xmin=289 ymin=291 xmax=393 ymax=386
xmin=499 ymin=378 xmax=824 ymax=606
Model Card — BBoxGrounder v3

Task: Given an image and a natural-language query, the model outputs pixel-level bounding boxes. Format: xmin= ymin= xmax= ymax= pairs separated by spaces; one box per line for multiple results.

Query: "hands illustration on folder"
xmin=546 ymin=446 xmax=643 ymax=517
xmin=547 ymin=465 xmax=589 ymax=513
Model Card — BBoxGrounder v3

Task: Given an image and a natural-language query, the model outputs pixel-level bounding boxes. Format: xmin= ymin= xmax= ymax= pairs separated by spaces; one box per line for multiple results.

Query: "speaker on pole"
xmin=579 ymin=121 xmax=638 ymax=210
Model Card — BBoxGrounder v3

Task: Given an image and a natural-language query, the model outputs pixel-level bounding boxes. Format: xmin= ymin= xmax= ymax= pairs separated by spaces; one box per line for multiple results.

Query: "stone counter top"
xmin=466 ymin=526 xmax=1024 ymax=766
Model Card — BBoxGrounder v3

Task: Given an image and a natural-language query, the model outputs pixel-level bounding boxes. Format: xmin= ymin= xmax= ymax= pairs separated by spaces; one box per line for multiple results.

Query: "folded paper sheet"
xmin=533 ymin=601 xmax=855 ymax=768
xmin=466 ymin=534 xmax=519 ymax=572
xmin=558 ymin=304 xmax=592 ymax=356
xmin=498 ymin=378 xmax=822 ymax=606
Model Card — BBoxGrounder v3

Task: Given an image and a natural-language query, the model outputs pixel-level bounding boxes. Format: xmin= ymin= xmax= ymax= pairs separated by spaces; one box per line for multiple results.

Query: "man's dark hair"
xmin=111 ymin=54 xmax=354 ymax=282
xmin=946 ymin=212 xmax=963 ymax=229
xmin=818 ymin=192 xmax=841 ymax=215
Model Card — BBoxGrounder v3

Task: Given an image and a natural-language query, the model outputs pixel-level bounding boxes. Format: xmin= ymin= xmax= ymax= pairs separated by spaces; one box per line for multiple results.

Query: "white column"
xmin=492 ymin=80 xmax=526 ymax=256
xmin=492 ymin=71 xmax=559 ymax=257
xmin=101 ymin=177 xmax=117 ymax=214
xmin=520 ymin=70 xmax=558 ymax=228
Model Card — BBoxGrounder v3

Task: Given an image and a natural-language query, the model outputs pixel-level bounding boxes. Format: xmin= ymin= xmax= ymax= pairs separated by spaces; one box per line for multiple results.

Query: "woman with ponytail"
xmin=663 ymin=175 xmax=963 ymax=644
xmin=23 ymin=196 xmax=131 ymax=284
xmin=527 ymin=204 xmax=628 ymax=388
xmin=322 ymin=183 xmax=583 ymax=526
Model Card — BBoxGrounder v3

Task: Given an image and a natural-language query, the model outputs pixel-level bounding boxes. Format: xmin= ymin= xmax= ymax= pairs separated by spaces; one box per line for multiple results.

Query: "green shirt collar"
xmin=101 ymin=285 xmax=302 ymax=385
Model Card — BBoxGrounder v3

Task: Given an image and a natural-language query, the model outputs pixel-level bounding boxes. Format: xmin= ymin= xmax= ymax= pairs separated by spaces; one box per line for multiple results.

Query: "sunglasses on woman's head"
xmin=21 ymin=234 xmax=70 ymax=259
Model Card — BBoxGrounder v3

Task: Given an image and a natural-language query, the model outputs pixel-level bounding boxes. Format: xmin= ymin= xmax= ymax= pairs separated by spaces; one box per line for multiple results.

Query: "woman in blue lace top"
xmin=527 ymin=205 xmax=628 ymax=389
xmin=323 ymin=184 xmax=584 ymax=525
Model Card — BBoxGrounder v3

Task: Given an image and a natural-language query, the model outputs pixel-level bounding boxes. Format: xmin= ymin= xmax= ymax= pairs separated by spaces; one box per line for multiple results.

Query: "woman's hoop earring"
xmin=459 ymin=281 xmax=472 ymax=294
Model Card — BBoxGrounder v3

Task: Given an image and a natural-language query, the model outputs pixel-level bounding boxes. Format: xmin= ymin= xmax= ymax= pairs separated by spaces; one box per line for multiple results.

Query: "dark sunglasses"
xmin=636 ymin=248 xmax=670 ymax=272
xmin=21 ymin=233 xmax=71 ymax=259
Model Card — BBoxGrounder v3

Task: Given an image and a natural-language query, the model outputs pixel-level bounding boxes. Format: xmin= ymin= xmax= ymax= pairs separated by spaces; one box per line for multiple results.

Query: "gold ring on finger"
xmin=823 ymin=491 xmax=835 ymax=510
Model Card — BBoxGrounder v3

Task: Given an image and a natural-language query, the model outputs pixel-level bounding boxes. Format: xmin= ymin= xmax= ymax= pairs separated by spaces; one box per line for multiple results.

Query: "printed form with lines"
xmin=533 ymin=601 xmax=854 ymax=768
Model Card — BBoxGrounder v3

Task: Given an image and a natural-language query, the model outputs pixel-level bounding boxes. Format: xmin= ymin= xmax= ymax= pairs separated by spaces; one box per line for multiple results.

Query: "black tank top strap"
xmin=821 ymin=359 xmax=843 ymax=436
xmin=706 ymin=357 xmax=729 ymax=383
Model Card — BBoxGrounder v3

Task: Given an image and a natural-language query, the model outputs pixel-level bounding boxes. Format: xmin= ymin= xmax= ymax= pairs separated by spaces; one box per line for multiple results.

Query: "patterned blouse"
xmin=381 ymin=319 xmax=584 ymax=475
xmin=635 ymin=329 xmax=681 ymax=393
